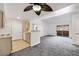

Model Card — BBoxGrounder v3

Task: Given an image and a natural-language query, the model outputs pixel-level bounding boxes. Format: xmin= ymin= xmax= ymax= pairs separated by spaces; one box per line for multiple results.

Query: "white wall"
xmin=47 ymin=24 xmax=56 ymax=35
xmin=71 ymin=12 xmax=79 ymax=44
xmin=30 ymin=13 xmax=72 ymax=37
xmin=30 ymin=20 xmax=48 ymax=37
xmin=12 ymin=20 xmax=22 ymax=40
xmin=43 ymin=14 xmax=72 ymax=37
xmin=0 ymin=4 xmax=13 ymax=36
xmin=42 ymin=21 xmax=49 ymax=36
xmin=0 ymin=4 xmax=9 ymax=34
xmin=2 ymin=3 xmax=23 ymax=40
xmin=0 ymin=12 xmax=22 ymax=40
xmin=30 ymin=20 xmax=49 ymax=46
xmin=31 ymin=31 xmax=40 ymax=46
xmin=43 ymin=11 xmax=79 ymax=45
xmin=5 ymin=19 xmax=22 ymax=40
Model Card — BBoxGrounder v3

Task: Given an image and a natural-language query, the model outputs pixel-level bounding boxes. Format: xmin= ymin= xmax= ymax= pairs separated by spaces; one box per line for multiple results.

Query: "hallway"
xmin=11 ymin=36 xmax=79 ymax=56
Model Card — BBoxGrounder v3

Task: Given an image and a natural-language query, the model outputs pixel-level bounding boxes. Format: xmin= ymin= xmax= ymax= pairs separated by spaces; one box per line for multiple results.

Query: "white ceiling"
xmin=4 ymin=3 xmax=72 ymax=21
xmin=42 ymin=13 xmax=72 ymax=24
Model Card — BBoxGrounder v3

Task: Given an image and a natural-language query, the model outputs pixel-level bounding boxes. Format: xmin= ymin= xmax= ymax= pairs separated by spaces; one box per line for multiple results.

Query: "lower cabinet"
xmin=57 ymin=31 xmax=69 ymax=37
xmin=0 ymin=36 xmax=12 ymax=56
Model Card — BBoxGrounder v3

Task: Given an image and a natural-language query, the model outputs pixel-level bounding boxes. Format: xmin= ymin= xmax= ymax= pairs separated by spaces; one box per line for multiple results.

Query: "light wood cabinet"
xmin=0 ymin=36 xmax=12 ymax=56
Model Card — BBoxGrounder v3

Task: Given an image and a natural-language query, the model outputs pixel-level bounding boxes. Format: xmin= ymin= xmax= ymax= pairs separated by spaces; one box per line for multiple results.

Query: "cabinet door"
xmin=57 ymin=31 xmax=62 ymax=36
xmin=63 ymin=31 xmax=69 ymax=37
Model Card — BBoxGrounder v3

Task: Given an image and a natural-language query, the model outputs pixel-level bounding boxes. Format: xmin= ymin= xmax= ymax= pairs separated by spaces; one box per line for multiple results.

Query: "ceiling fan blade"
xmin=34 ymin=11 xmax=41 ymax=15
xmin=24 ymin=5 xmax=33 ymax=12
xmin=41 ymin=3 xmax=53 ymax=11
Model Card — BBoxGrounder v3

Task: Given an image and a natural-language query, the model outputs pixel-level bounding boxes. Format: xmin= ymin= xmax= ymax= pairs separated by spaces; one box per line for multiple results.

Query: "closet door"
xmin=22 ymin=20 xmax=30 ymax=32
xmin=22 ymin=20 xmax=30 ymax=43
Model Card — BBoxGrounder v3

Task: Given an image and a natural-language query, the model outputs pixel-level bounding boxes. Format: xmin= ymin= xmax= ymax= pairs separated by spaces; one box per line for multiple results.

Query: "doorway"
xmin=11 ymin=20 xmax=30 ymax=53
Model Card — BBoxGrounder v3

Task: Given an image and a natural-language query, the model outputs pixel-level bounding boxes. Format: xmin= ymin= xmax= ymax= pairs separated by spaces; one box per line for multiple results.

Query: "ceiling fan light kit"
xmin=24 ymin=3 xmax=53 ymax=15
xmin=33 ymin=5 xmax=41 ymax=11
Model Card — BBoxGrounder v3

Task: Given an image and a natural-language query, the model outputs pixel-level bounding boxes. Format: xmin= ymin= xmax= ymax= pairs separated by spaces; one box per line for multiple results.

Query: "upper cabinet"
xmin=56 ymin=25 xmax=69 ymax=31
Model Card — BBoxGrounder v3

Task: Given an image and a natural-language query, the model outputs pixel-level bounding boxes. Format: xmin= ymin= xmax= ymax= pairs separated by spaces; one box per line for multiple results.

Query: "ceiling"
xmin=4 ymin=3 xmax=73 ymax=21
xmin=42 ymin=13 xmax=72 ymax=24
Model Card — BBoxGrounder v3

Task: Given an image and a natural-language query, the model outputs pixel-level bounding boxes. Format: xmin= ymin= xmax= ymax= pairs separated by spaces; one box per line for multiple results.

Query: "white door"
xmin=72 ymin=12 xmax=79 ymax=44
xmin=12 ymin=20 xmax=22 ymax=40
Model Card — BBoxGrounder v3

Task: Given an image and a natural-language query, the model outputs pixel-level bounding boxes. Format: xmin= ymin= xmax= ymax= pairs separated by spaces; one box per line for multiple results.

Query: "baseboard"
xmin=40 ymin=35 xmax=55 ymax=38
xmin=12 ymin=39 xmax=22 ymax=41
xmin=30 ymin=42 xmax=40 ymax=47
xmin=31 ymin=43 xmax=40 ymax=47
xmin=46 ymin=35 xmax=55 ymax=36
xmin=73 ymin=44 xmax=79 ymax=48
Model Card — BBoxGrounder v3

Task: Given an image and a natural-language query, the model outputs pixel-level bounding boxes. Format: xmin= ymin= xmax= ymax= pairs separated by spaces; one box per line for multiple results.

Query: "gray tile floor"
xmin=10 ymin=36 xmax=79 ymax=56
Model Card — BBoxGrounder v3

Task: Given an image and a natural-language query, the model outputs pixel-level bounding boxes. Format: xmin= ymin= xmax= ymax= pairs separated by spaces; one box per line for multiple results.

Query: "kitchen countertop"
xmin=0 ymin=34 xmax=12 ymax=39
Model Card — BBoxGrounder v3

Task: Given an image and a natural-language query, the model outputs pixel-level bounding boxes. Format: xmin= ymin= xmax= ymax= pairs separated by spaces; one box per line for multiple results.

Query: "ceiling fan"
xmin=23 ymin=3 xmax=53 ymax=15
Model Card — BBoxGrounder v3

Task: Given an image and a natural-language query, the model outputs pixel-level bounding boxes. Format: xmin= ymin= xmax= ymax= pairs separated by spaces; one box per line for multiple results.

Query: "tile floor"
xmin=11 ymin=36 xmax=79 ymax=56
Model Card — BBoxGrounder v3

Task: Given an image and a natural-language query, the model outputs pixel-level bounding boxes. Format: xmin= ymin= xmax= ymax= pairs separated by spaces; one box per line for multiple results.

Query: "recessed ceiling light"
xmin=17 ymin=16 xmax=20 ymax=19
